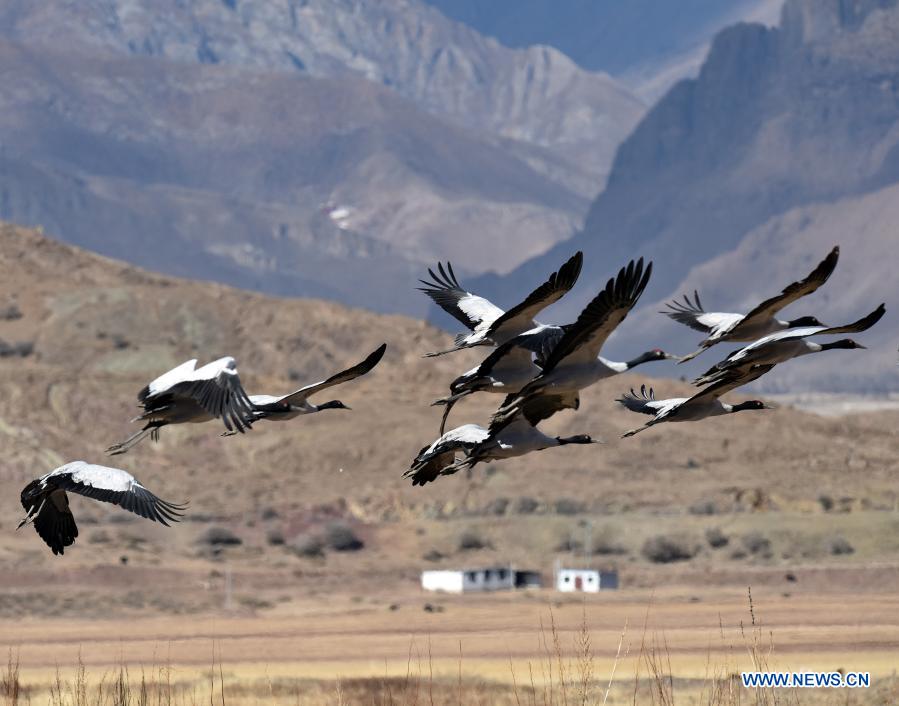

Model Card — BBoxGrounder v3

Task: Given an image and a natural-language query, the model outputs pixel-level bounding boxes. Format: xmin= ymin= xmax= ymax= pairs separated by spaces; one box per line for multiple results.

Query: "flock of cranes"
xmin=18 ymin=344 xmax=387 ymax=555
xmin=18 ymin=245 xmax=885 ymax=556
xmin=407 ymin=245 xmax=883 ymax=481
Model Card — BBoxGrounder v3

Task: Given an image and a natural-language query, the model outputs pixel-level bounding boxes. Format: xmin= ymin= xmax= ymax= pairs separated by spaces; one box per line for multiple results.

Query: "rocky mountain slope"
xmin=0 ymin=0 xmax=645 ymax=290
xmin=423 ymin=0 xmax=783 ymax=98
xmin=0 ymin=38 xmax=596 ymax=314
xmin=0 ymin=0 xmax=643 ymax=180
xmin=476 ymin=0 xmax=899 ymax=392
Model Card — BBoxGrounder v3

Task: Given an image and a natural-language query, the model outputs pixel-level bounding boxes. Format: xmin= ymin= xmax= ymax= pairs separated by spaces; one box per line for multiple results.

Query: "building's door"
xmin=575 ymin=576 xmax=583 ymax=590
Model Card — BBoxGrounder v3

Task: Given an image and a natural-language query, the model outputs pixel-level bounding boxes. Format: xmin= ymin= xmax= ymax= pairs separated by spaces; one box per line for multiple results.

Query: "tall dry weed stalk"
xmin=509 ymin=602 xmax=609 ymax=706
xmin=1 ymin=650 xmax=20 ymax=706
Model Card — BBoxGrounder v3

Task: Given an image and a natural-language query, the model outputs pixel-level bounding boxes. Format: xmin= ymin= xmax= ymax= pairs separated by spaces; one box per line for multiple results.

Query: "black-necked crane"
xmin=106 ymin=356 xmax=255 ymax=455
xmin=243 ymin=344 xmax=386 ymax=426
xmin=434 ymin=332 xmax=672 ymax=434
xmin=498 ymin=258 xmax=653 ymax=415
xmin=617 ymin=366 xmax=774 ymax=438
xmin=406 ymin=389 xmax=593 ymax=486
xmin=693 ymin=303 xmax=884 ymax=386
xmin=18 ymin=461 xmax=186 ymax=555
xmin=418 ymin=252 xmax=583 ymax=357
xmin=664 ymin=246 xmax=839 ymax=362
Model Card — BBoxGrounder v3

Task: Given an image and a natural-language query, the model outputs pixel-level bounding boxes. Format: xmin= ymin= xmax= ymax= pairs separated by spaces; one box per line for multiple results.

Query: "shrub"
xmin=555 ymin=536 xmax=582 ymax=553
xmin=0 ymin=303 xmax=22 ymax=320
xmin=266 ymin=529 xmax=285 ymax=546
xmin=290 ymin=534 xmax=325 ymax=558
xmin=458 ymin=529 xmax=489 ymax=551
xmin=554 ymin=498 xmax=583 ymax=516
xmin=483 ymin=497 xmax=509 ymax=516
xmin=514 ymin=496 xmax=540 ymax=515
xmin=592 ymin=526 xmax=628 ymax=555
xmin=0 ymin=340 xmax=33 ymax=357
xmin=422 ymin=549 xmax=445 ymax=562
xmin=818 ymin=494 xmax=834 ymax=512
xmin=198 ymin=526 xmax=242 ymax=546
xmin=705 ymin=527 xmax=729 ymax=549
xmin=325 ymin=522 xmax=364 ymax=551
xmin=689 ymin=499 xmax=718 ymax=516
xmin=641 ymin=534 xmax=699 ymax=563
xmin=741 ymin=532 xmax=772 ymax=558
xmin=829 ymin=536 xmax=855 ymax=555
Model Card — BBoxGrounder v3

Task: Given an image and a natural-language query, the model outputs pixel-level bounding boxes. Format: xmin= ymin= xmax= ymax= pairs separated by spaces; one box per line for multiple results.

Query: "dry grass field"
xmin=3 ymin=587 xmax=898 ymax=705
xmin=1 ymin=223 xmax=898 ymax=704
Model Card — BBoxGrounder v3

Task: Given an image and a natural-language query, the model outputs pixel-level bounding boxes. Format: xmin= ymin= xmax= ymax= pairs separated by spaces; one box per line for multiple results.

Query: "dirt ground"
xmin=4 ymin=586 xmax=898 ymax=684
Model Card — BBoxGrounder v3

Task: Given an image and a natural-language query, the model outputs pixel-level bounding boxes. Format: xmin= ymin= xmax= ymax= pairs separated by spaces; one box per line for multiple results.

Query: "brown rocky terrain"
xmin=1 ymin=223 xmax=898 ymax=620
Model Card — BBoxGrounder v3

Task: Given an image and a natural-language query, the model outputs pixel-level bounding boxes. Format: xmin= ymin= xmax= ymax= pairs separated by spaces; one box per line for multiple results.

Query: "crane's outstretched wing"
xmin=282 ymin=344 xmax=387 ymax=405
xmin=483 ymin=252 xmax=583 ymax=341
xmin=537 ymin=258 xmax=652 ymax=373
xmin=139 ymin=359 xmax=198 ymax=403
xmin=166 ymin=357 xmax=256 ymax=433
xmin=50 ymin=462 xmax=187 ymax=526
xmin=418 ymin=262 xmax=504 ymax=331
xmin=488 ymin=390 xmax=579 ymax=435
xmin=739 ymin=246 xmax=839 ymax=327
xmin=660 ymin=291 xmax=727 ymax=334
xmin=688 ymin=364 xmax=776 ymax=404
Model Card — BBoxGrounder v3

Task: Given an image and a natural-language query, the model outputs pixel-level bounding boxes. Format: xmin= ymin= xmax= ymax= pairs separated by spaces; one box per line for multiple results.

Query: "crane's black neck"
xmin=624 ymin=351 xmax=665 ymax=370
xmin=556 ymin=434 xmax=593 ymax=445
xmin=819 ymin=339 xmax=858 ymax=351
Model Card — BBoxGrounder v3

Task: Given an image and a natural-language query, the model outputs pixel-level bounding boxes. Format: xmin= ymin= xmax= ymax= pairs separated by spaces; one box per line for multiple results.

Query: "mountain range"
xmin=0 ymin=0 xmax=896 ymax=391
xmin=0 ymin=0 xmax=646 ymax=312
xmin=473 ymin=0 xmax=899 ymax=392
xmin=422 ymin=0 xmax=783 ymax=98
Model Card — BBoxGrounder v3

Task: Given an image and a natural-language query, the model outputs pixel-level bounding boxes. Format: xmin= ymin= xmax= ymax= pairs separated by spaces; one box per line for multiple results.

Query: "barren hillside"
xmin=2 ymin=223 xmax=898 ymax=616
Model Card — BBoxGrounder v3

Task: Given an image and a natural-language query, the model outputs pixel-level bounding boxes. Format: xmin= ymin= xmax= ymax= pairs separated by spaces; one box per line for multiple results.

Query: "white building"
xmin=421 ymin=566 xmax=541 ymax=593
xmin=555 ymin=568 xmax=618 ymax=593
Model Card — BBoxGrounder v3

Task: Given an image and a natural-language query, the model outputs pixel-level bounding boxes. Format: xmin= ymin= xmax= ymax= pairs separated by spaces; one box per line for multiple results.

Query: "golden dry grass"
xmin=3 ymin=589 xmax=898 ymax=705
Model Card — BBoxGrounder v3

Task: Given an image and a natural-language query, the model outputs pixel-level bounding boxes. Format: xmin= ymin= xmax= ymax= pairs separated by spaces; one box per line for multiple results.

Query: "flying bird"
xmin=406 ymin=390 xmax=593 ymax=486
xmin=18 ymin=461 xmax=186 ymax=555
xmin=107 ymin=356 xmax=255 ymax=455
xmin=499 ymin=258 xmax=653 ymax=413
xmin=242 ymin=343 xmax=387 ymax=425
xmin=665 ymin=246 xmax=839 ymax=362
xmin=434 ymin=331 xmax=673 ymax=434
xmin=419 ymin=252 xmax=583 ymax=357
xmin=617 ymin=367 xmax=774 ymax=438
xmin=693 ymin=303 xmax=885 ymax=386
